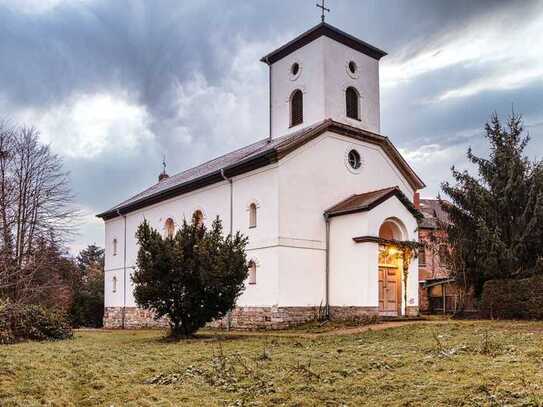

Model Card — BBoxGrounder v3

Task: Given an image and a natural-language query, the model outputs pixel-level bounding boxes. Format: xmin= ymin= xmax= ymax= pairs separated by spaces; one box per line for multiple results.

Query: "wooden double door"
xmin=378 ymin=265 xmax=401 ymax=316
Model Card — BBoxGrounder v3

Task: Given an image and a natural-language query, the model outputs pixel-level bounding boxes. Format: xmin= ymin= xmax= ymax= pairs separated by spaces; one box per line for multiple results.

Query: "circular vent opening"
xmin=348 ymin=149 xmax=362 ymax=170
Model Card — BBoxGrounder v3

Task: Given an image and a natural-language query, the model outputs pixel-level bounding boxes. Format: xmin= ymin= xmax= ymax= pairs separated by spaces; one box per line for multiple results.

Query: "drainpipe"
xmin=116 ymin=209 xmax=127 ymax=329
xmin=220 ymin=168 xmax=233 ymax=330
xmin=324 ymin=213 xmax=331 ymax=319
xmin=220 ymin=168 xmax=233 ymax=235
xmin=263 ymin=57 xmax=273 ymax=143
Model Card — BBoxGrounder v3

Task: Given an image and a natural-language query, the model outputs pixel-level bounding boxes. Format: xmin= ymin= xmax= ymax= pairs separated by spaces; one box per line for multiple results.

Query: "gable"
xmin=260 ymin=22 xmax=387 ymax=64
xmin=325 ymin=187 xmax=422 ymax=220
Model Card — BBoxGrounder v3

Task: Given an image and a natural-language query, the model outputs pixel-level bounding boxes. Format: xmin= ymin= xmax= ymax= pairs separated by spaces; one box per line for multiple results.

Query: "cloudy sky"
xmin=1 ymin=0 xmax=542 ymax=253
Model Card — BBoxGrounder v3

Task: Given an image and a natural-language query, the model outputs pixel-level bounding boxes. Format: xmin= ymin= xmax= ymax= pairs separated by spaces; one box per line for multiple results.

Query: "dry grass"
xmin=1 ymin=320 xmax=543 ymax=406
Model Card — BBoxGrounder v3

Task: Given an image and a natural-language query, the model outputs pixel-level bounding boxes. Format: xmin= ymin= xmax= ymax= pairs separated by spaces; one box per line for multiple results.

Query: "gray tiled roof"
xmin=324 ymin=187 xmax=398 ymax=215
xmin=324 ymin=186 xmax=423 ymax=220
xmin=97 ymin=119 xmax=425 ymax=220
xmin=98 ymin=121 xmax=327 ymax=218
xmin=419 ymin=198 xmax=451 ymax=229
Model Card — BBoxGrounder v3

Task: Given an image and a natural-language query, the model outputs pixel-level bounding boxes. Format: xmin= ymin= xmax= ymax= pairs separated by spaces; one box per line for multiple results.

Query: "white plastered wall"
xmin=275 ymin=130 xmax=416 ymax=308
xmin=104 ymin=165 xmax=281 ymax=309
xmin=103 ymin=131 xmax=419 ymax=311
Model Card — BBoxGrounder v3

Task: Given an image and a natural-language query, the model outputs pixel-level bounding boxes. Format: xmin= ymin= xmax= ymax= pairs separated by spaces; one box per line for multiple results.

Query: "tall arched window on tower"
xmin=248 ymin=260 xmax=257 ymax=284
xmin=346 ymin=87 xmax=360 ymax=120
xmin=249 ymin=203 xmax=257 ymax=228
xmin=290 ymin=89 xmax=303 ymax=127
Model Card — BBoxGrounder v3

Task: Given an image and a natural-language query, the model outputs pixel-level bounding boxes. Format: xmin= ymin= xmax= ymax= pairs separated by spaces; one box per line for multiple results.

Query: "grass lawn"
xmin=1 ymin=320 xmax=543 ymax=406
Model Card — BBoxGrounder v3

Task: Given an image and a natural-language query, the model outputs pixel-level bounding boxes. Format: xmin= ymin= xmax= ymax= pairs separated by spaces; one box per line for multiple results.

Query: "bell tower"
xmin=261 ymin=23 xmax=387 ymax=139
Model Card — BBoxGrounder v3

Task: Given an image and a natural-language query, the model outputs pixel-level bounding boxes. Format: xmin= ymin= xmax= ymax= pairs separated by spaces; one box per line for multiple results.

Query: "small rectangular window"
xmin=113 ymin=238 xmax=118 ymax=256
xmin=418 ymin=247 xmax=426 ymax=267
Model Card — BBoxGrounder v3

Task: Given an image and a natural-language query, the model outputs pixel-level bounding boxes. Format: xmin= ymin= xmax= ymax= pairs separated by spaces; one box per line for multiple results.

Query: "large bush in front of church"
xmin=132 ymin=216 xmax=249 ymax=338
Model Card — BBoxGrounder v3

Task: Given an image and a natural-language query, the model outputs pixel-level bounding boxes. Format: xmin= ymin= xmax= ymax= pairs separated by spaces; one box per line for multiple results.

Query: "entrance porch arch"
xmin=378 ymin=217 xmax=408 ymax=241
xmin=378 ymin=218 xmax=407 ymax=316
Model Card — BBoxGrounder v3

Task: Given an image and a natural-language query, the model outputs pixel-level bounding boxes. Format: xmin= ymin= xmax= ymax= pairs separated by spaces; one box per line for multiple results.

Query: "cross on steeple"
xmin=316 ymin=0 xmax=330 ymax=23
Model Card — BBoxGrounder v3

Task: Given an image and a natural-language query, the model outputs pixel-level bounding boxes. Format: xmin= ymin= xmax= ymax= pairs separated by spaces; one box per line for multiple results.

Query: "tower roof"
xmin=260 ymin=22 xmax=387 ymax=65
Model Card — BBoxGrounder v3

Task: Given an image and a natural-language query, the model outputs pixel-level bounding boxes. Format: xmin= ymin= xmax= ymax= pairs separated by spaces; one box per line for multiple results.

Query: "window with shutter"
xmin=346 ymin=87 xmax=360 ymax=120
xmin=290 ymin=89 xmax=303 ymax=127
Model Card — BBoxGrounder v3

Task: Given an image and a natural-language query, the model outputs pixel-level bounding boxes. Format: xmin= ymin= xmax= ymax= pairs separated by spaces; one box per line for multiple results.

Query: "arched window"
xmin=113 ymin=238 xmax=118 ymax=256
xmin=248 ymin=260 xmax=256 ymax=285
xmin=193 ymin=210 xmax=204 ymax=227
xmin=112 ymin=276 xmax=117 ymax=293
xmin=249 ymin=203 xmax=257 ymax=228
xmin=346 ymin=87 xmax=360 ymax=120
xmin=290 ymin=89 xmax=303 ymax=127
xmin=164 ymin=218 xmax=175 ymax=238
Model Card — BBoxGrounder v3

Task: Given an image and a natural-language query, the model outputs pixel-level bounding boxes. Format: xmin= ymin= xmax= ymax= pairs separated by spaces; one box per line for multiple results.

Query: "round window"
xmin=348 ymin=149 xmax=362 ymax=170
xmin=348 ymin=61 xmax=357 ymax=74
xmin=291 ymin=63 xmax=300 ymax=76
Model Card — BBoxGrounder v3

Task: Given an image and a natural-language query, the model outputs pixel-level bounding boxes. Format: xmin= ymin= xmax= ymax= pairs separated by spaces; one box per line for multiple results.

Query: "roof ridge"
xmin=260 ymin=22 xmax=387 ymax=64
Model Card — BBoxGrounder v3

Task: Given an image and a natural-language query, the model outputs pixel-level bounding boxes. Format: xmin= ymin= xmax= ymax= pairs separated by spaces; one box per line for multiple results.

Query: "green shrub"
xmin=133 ymin=217 xmax=248 ymax=338
xmin=0 ymin=301 xmax=73 ymax=344
xmin=480 ymin=275 xmax=543 ymax=320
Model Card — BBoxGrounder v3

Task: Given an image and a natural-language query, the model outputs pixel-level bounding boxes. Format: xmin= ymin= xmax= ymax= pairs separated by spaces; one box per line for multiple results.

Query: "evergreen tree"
xmin=132 ymin=216 xmax=249 ymax=338
xmin=442 ymin=112 xmax=543 ymax=296
xmin=70 ymin=244 xmax=104 ymax=327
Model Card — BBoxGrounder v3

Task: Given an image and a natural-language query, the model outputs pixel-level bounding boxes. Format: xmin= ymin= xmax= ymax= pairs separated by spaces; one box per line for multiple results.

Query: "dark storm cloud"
xmin=0 ymin=0 xmax=541 ymax=251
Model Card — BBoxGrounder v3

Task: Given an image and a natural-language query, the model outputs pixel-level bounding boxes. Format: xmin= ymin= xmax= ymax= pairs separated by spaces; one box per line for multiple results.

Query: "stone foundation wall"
xmin=329 ymin=306 xmax=379 ymax=320
xmin=103 ymin=307 xmax=169 ymax=329
xmin=104 ymin=305 xmax=386 ymax=330
xmin=210 ymin=306 xmax=322 ymax=330
xmin=405 ymin=305 xmax=419 ymax=317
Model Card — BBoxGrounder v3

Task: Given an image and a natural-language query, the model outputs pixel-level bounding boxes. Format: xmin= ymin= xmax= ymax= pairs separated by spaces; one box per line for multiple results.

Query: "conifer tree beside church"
xmin=442 ymin=112 xmax=543 ymax=296
xmin=132 ymin=216 xmax=249 ymax=338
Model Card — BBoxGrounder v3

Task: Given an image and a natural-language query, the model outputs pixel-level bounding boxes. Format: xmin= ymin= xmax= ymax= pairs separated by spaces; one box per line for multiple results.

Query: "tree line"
xmin=0 ymin=121 xmax=104 ymax=330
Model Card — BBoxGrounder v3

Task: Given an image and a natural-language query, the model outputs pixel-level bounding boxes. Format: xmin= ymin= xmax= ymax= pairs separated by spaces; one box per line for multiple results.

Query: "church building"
xmin=97 ymin=21 xmax=425 ymax=329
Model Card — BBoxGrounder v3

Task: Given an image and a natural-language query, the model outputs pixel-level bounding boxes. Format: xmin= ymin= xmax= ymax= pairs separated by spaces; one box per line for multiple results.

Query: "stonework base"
xmin=406 ymin=305 xmax=419 ymax=317
xmin=329 ymin=306 xmax=379 ymax=320
xmin=104 ymin=305 xmax=384 ymax=330
xmin=103 ymin=307 xmax=169 ymax=329
xmin=211 ymin=306 xmax=321 ymax=330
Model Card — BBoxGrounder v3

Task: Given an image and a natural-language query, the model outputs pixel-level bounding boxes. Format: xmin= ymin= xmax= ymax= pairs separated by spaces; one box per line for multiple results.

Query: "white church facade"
xmin=98 ymin=22 xmax=425 ymax=329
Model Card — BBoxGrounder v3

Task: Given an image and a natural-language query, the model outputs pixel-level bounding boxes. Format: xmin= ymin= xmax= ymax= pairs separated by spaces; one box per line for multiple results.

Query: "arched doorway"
xmin=378 ymin=218 xmax=406 ymax=316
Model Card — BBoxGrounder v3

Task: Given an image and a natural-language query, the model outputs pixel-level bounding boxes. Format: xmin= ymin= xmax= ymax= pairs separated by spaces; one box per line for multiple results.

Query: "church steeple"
xmin=261 ymin=23 xmax=386 ymax=138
